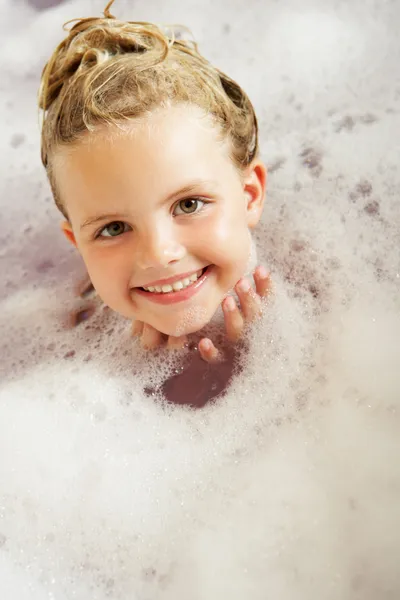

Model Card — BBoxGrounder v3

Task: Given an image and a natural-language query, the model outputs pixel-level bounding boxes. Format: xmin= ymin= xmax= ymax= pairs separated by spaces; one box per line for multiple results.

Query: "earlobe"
xmin=244 ymin=161 xmax=267 ymax=229
xmin=61 ymin=220 xmax=77 ymax=247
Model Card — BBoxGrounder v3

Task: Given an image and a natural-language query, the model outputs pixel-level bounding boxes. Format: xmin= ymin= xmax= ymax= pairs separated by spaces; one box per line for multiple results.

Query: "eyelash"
xmin=173 ymin=197 xmax=207 ymax=216
xmin=94 ymin=197 xmax=209 ymax=239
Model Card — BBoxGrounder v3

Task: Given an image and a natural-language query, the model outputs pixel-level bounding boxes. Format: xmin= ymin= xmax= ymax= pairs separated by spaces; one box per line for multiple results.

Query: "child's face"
xmin=56 ymin=104 xmax=266 ymax=336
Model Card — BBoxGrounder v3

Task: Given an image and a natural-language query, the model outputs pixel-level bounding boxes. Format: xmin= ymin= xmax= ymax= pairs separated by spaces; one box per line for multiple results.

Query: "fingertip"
xmin=255 ymin=265 xmax=270 ymax=279
xmin=198 ymin=338 xmax=221 ymax=363
xmin=236 ymin=277 xmax=251 ymax=293
xmin=199 ymin=338 xmax=212 ymax=351
xmin=254 ymin=265 xmax=272 ymax=299
xmin=223 ymin=295 xmax=236 ymax=312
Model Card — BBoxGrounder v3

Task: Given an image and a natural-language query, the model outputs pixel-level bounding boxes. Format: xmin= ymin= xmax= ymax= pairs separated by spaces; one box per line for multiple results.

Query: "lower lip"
xmin=134 ymin=266 xmax=213 ymax=305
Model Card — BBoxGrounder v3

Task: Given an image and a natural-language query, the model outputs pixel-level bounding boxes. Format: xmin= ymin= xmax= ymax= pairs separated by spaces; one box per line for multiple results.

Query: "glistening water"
xmin=0 ymin=0 xmax=399 ymax=598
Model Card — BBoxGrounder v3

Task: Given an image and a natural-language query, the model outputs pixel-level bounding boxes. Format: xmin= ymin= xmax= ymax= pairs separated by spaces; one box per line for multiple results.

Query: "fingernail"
xmin=257 ymin=265 xmax=269 ymax=278
xmin=224 ymin=296 xmax=236 ymax=311
xmin=238 ymin=278 xmax=250 ymax=293
xmin=202 ymin=339 xmax=211 ymax=351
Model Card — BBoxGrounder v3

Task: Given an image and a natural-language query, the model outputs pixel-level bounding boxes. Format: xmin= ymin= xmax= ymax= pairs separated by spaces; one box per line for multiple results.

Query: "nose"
xmin=135 ymin=225 xmax=186 ymax=270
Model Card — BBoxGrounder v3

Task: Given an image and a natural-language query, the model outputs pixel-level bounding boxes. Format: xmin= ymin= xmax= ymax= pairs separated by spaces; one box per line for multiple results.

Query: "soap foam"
xmin=0 ymin=0 xmax=399 ymax=598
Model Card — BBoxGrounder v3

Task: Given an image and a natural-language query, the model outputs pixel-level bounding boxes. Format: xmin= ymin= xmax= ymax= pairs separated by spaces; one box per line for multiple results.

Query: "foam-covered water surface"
xmin=1 ymin=0 xmax=399 ymax=598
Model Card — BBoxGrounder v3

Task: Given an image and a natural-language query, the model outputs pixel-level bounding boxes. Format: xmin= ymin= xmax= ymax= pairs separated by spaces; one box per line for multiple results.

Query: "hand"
xmin=131 ymin=265 xmax=271 ymax=362
xmin=198 ymin=265 xmax=271 ymax=362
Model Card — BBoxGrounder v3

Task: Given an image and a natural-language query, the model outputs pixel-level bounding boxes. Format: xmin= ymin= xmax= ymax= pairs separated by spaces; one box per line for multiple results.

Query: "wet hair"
xmin=38 ymin=0 xmax=259 ymax=219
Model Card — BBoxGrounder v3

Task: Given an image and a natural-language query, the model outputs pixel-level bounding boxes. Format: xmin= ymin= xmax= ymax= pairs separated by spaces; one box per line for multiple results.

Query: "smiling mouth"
xmin=138 ymin=267 xmax=208 ymax=294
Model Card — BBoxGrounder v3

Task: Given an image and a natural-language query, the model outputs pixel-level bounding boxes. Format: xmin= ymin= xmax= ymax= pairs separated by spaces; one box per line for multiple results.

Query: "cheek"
xmin=80 ymin=247 xmax=129 ymax=296
xmin=202 ymin=206 xmax=251 ymax=263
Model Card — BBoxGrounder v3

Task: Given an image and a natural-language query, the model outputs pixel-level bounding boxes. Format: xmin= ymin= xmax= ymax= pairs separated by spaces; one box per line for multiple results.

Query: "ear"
xmin=61 ymin=220 xmax=78 ymax=247
xmin=243 ymin=160 xmax=267 ymax=228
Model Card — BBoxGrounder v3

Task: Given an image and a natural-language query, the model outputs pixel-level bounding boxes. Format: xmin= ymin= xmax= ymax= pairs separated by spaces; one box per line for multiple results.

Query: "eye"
xmin=97 ymin=221 xmax=131 ymax=238
xmin=173 ymin=198 xmax=206 ymax=216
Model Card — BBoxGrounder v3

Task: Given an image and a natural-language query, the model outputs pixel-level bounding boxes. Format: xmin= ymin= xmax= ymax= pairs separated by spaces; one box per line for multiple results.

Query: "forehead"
xmin=54 ymin=104 xmax=234 ymax=213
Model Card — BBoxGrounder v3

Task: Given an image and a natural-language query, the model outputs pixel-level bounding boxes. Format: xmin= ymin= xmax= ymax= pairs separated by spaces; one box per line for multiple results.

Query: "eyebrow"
xmin=80 ymin=179 xmax=218 ymax=230
xmin=81 ymin=212 xmax=130 ymax=230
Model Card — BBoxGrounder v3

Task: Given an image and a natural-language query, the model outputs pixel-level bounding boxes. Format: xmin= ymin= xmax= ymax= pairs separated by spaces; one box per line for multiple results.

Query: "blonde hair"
xmin=38 ymin=0 xmax=259 ymax=219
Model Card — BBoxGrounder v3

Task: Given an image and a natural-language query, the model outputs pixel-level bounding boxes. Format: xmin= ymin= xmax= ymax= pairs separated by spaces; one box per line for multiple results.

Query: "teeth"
xmin=143 ymin=269 xmax=204 ymax=293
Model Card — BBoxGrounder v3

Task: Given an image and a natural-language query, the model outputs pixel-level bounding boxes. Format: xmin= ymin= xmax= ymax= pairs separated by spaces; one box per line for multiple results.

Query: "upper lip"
xmin=137 ymin=267 xmax=206 ymax=288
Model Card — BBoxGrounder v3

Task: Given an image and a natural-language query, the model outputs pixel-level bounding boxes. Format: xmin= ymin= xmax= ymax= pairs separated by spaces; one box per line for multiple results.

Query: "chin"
xmin=155 ymin=305 xmax=212 ymax=338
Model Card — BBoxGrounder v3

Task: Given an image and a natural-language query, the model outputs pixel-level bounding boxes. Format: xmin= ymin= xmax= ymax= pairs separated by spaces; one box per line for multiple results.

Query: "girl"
xmin=38 ymin=0 xmax=270 ymax=364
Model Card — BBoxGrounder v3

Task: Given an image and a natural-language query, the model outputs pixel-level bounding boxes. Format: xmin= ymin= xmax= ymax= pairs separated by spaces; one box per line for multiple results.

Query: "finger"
xmin=167 ymin=335 xmax=188 ymax=350
xmin=235 ymin=277 xmax=262 ymax=322
xmin=131 ymin=320 xmax=144 ymax=337
xmin=253 ymin=265 xmax=271 ymax=298
xmin=141 ymin=323 xmax=164 ymax=349
xmin=198 ymin=338 xmax=221 ymax=363
xmin=222 ymin=295 xmax=244 ymax=342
